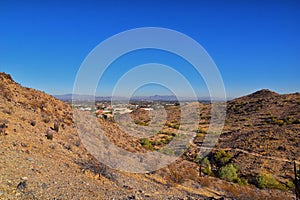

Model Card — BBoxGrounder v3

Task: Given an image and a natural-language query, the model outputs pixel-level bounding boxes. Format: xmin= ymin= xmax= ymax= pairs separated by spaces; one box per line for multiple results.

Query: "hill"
xmin=187 ymin=88 xmax=300 ymax=193
xmin=1 ymin=72 xmax=233 ymax=199
xmin=0 ymin=72 xmax=298 ymax=199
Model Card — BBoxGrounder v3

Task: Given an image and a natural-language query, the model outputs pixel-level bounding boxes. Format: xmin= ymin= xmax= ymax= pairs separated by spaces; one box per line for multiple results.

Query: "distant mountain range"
xmin=54 ymin=94 xmax=229 ymax=102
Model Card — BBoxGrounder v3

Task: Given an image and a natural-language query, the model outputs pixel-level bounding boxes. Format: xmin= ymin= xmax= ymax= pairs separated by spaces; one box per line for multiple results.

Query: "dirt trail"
xmin=200 ymin=146 xmax=300 ymax=164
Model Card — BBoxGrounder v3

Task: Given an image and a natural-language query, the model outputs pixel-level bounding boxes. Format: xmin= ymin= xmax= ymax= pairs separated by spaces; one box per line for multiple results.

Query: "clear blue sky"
xmin=0 ymin=0 xmax=299 ymax=98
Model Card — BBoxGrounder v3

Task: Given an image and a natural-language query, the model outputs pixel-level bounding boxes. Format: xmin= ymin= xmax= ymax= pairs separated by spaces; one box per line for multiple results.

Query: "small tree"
xmin=219 ymin=164 xmax=238 ymax=182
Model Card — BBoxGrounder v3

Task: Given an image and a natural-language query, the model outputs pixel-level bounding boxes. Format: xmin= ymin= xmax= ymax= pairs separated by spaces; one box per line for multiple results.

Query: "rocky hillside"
xmin=0 ymin=72 xmax=297 ymax=199
xmin=188 ymin=89 xmax=300 ymax=193
xmin=0 ymin=72 xmax=237 ymax=200
xmin=219 ymin=89 xmax=300 ymax=186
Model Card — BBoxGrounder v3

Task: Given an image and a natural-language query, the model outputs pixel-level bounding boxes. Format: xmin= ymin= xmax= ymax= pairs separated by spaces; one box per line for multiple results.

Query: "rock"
xmin=127 ymin=195 xmax=136 ymax=199
xmin=41 ymin=183 xmax=47 ymax=189
xmin=17 ymin=181 xmax=27 ymax=192
xmin=138 ymin=189 xmax=144 ymax=193
xmin=21 ymin=143 xmax=27 ymax=147
xmin=46 ymin=128 xmax=54 ymax=140
xmin=123 ymin=185 xmax=133 ymax=190
xmin=144 ymin=193 xmax=151 ymax=197
xmin=26 ymin=157 xmax=34 ymax=162
xmin=30 ymin=120 xmax=36 ymax=126
xmin=0 ymin=122 xmax=8 ymax=136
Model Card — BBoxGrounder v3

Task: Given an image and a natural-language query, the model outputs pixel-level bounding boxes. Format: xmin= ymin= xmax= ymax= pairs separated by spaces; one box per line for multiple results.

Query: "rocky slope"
xmin=218 ymin=89 xmax=300 ymax=186
xmin=0 ymin=72 xmax=298 ymax=199
xmin=188 ymin=89 xmax=300 ymax=192
xmin=0 ymin=72 xmax=226 ymax=199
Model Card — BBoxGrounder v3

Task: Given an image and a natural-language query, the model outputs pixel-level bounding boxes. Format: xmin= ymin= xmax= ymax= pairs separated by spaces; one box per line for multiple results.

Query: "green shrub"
xmin=286 ymin=180 xmax=295 ymax=190
xmin=257 ymin=173 xmax=286 ymax=190
xmin=275 ymin=119 xmax=284 ymax=125
xmin=139 ymin=138 xmax=154 ymax=151
xmin=214 ymin=150 xmax=233 ymax=165
xmin=165 ymin=122 xmax=180 ymax=129
xmin=150 ymin=140 xmax=162 ymax=146
xmin=161 ymin=136 xmax=173 ymax=144
xmin=237 ymin=177 xmax=248 ymax=186
xmin=230 ymin=105 xmax=236 ymax=111
xmin=201 ymin=157 xmax=213 ymax=176
xmin=135 ymin=120 xmax=148 ymax=126
xmin=197 ymin=128 xmax=207 ymax=134
xmin=219 ymin=164 xmax=238 ymax=182
xmin=196 ymin=133 xmax=203 ymax=138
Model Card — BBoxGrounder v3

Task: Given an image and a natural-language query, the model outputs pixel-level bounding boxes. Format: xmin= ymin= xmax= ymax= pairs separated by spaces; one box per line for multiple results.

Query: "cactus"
xmin=294 ymin=161 xmax=300 ymax=200
xmin=53 ymin=122 xmax=59 ymax=132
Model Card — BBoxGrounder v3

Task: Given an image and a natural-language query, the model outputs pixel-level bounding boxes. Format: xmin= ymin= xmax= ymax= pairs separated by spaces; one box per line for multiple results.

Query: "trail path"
xmin=198 ymin=145 xmax=300 ymax=164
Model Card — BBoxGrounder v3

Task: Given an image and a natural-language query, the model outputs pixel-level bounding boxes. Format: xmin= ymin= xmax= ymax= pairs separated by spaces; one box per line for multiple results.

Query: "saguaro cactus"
xmin=294 ymin=161 xmax=300 ymax=200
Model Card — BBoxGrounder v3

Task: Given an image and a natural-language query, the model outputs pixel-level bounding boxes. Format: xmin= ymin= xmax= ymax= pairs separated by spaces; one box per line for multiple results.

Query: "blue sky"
xmin=0 ymin=0 xmax=299 ymax=98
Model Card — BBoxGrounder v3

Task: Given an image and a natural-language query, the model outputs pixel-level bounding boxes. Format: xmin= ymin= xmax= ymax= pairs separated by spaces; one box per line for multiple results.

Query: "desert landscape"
xmin=1 ymin=72 xmax=299 ymax=199
xmin=1 ymin=1 xmax=299 ymax=199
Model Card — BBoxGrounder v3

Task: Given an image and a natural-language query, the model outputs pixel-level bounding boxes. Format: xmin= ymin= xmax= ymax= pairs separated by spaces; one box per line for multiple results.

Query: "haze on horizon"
xmin=0 ymin=0 xmax=299 ymax=98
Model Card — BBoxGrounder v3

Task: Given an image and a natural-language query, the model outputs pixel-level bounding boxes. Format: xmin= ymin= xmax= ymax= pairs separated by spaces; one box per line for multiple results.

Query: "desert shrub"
xmin=219 ymin=164 xmax=238 ymax=182
xmin=172 ymin=124 xmax=179 ymax=129
xmin=150 ymin=140 xmax=162 ymax=146
xmin=134 ymin=120 xmax=148 ymax=126
xmin=196 ymin=128 xmax=207 ymax=134
xmin=237 ymin=177 xmax=248 ymax=186
xmin=159 ymin=131 xmax=176 ymax=136
xmin=160 ymin=136 xmax=173 ymax=144
xmin=77 ymin=157 xmax=116 ymax=181
xmin=201 ymin=157 xmax=213 ymax=176
xmin=199 ymin=177 xmax=211 ymax=187
xmin=214 ymin=150 xmax=233 ymax=165
xmin=164 ymin=164 xmax=186 ymax=186
xmin=164 ymin=163 xmax=197 ymax=186
xmin=139 ymin=138 xmax=154 ymax=151
xmin=275 ymin=119 xmax=284 ymax=126
xmin=230 ymin=105 xmax=236 ymax=111
xmin=239 ymin=116 xmax=249 ymax=121
xmin=293 ymin=119 xmax=300 ymax=124
xmin=269 ymin=116 xmax=285 ymax=125
xmin=159 ymin=148 xmax=175 ymax=155
xmin=256 ymin=173 xmax=286 ymax=190
xmin=285 ymin=179 xmax=295 ymax=190
xmin=165 ymin=122 xmax=179 ymax=129
xmin=196 ymin=133 xmax=204 ymax=138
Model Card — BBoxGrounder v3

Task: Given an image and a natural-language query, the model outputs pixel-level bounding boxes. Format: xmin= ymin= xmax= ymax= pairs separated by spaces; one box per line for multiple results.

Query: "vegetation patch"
xmin=256 ymin=173 xmax=286 ymax=190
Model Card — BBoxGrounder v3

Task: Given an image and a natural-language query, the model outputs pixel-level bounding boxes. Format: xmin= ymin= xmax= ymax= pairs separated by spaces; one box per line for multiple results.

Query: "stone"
xmin=17 ymin=181 xmax=27 ymax=192
xmin=46 ymin=128 xmax=54 ymax=140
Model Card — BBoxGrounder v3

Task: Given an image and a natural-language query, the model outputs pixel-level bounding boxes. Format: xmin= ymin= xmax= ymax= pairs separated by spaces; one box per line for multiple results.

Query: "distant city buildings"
xmin=70 ymin=100 xmax=183 ymax=119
